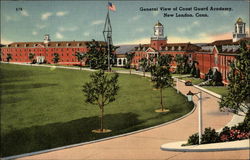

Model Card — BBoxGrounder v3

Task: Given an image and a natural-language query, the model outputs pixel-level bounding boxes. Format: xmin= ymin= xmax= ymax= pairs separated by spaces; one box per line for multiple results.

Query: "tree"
xmin=205 ymin=68 xmax=214 ymax=80
xmin=195 ymin=68 xmax=200 ymax=78
xmin=86 ymin=40 xmax=117 ymax=70
xmin=190 ymin=61 xmax=198 ymax=77
xmin=158 ymin=54 xmax=173 ymax=67
xmin=28 ymin=53 xmax=35 ymax=65
xmin=74 ymin=52 xmax=86 ymax=70
xmin=125 ymin=52 xmax=135 ymax=74
xmin=82 ymin=70 xmax=119 ymax=132
xmin=152 ymin=65 xmax=173 ymax=112
xmin=139 ymin=57 xmax=148 ymax=77
xmin=0 ymin=52 xmax=2 ymax=62
xmin=148 ymin=54 xmax=156 ymax=80
xmin=212 ymin=69 xmax=223 ymax=86
xmin=6 ymin=53 xmax=12 ymax=63
xmin=175 ymin=54 xmax=190 ymax=74
xmin=52 ymin=53 xmax=60 ymax=64
xmin=220 ymin=41 xmax=250 ymax=115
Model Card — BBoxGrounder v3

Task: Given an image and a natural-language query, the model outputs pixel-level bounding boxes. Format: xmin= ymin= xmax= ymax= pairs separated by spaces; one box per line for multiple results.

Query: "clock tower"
xmin=44 ymin=34 xmax=51 ymax=44
xmin=233 ymin=18 xmax=247 ymax=42
xmin=150 ymin=21 xmax=167 ymax=50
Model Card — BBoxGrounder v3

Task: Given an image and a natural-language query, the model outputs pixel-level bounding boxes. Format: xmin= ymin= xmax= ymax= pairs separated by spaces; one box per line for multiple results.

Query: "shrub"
xmin=201 ymin=127 xmax=220 ymax=144
xmin=187 ymin=133 xmax=199 ymax=145
xmin=185 ymin=112 xmax=250 ymax=146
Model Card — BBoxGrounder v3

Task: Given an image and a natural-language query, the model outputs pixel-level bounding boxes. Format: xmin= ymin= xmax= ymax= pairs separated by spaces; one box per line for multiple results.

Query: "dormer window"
xmin=178 ymin=46 xmax=182 ymax=51
xmin=33 ymin=44 xmax=37 ymax=47
xmin=171 ymin=46 xmax=175 ymax=51
xmin=165 ymin=46 xmax=168 ymax=50
xmin=143 ymin=47 xmax=146 ymax=51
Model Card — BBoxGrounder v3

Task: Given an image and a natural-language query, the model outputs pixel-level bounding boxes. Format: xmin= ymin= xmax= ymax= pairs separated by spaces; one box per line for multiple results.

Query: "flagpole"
xmin=107 ymin=9 xmax=110 ymax=72
xmin=103 ymin=2 xmax=112 ymax=72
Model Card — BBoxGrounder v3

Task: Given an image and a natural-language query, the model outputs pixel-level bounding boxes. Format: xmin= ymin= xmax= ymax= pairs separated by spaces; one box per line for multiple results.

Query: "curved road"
xmin=19 ymin=74 xmax=249 ymax=160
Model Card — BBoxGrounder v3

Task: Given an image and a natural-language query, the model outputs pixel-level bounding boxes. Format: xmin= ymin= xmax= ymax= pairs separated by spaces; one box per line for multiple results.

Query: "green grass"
xmin=180 ymin=77 xmax=204 ymax=85
xmin=202 ymin=86 xmax=229 ymax=96
xmin=0 ymin=64 xmax=193 ymax=157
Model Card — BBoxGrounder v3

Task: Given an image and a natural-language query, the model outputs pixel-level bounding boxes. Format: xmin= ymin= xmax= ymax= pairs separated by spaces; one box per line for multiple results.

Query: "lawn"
xmin=202 ymin=86 xmax=229 ymax=96
xmin=179 ymin=77 xmax=204 ymax=85
xmin=0 ymin=64 xmax=193 ymax=157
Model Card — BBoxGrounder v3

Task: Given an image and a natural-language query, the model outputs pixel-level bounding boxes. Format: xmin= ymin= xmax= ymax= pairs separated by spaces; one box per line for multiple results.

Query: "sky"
xmin=1 ymin=0 xmax=249 ymax=45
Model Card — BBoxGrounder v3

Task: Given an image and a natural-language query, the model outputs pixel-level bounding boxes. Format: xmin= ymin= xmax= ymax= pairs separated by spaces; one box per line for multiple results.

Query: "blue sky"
xmin=1 ymin=0 xmax=249 ymax=45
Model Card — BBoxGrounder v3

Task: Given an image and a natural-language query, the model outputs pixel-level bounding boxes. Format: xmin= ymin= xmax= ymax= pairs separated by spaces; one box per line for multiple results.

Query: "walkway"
xmin=2 ymin=64 xmax=248 ymax=159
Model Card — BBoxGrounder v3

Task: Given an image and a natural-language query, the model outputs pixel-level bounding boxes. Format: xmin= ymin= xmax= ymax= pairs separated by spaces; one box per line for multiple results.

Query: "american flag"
xmin=37 ymin=44 xmax=45 ymax=48
xmin=108 ymin=2 xmax=116 ymax=11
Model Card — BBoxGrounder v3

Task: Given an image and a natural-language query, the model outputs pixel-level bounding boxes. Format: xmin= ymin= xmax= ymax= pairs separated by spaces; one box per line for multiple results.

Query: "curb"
xmin=160 ymin=139 xmax=250 ymax=152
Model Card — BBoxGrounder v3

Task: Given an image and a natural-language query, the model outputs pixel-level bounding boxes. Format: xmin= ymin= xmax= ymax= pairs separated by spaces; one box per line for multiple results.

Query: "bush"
xmin=187 ymin=133 xmax=199 ymax=145
xmin=201 ymin=127 xmax=220 ymax=144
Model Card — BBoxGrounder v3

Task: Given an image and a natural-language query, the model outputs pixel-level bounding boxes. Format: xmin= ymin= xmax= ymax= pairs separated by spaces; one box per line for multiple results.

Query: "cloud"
xmin=83 ymin=32 xmax=90 ymax=37
xmin=20 ymin=10 xmax=29 ymax=16
xmin=210 ymin=32 xmax=231 ymax=41
xmin=41 ymin=12 xmax=53 ymax=20
xmin=56 ymin=11 xmax=68 ymax=16
xmin=152 ymin=10 xmax=160 ymax=17
xmin=58 ymin=26 xmax=78 ymax=32
xmin=91 ymin=20 xmax=104 ymax=25
xmin=55 ymin=32 xmax=64 ymax=39
xmin=32 ymin=31 xmax=38 ymax=35
xmin=129 ymin=15 xmax=141 ymax=22
xmin=135 ymin=28 xmax=145 ymax=33
xmin=36 ymin=24 xmax=47 ymax=29
xmin=169 ymin=31 xmax=232 ymax=43
xmin=177 ymin=20 xmax=200 ymax=33
xmin=5 ymin=15 xmax=17 ymax=22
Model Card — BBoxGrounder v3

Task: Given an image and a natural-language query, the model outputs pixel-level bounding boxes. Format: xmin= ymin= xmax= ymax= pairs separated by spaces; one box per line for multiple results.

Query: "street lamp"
xmin=187 ymin=90 xmax=203 ymax=144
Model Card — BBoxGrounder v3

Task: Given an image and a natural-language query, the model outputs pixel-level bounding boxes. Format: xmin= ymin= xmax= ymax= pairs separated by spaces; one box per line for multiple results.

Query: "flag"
xmin=37 ymin=44 xmax=45 ymax=48
xmin=108 ymin=2 xmax=116 ymax=11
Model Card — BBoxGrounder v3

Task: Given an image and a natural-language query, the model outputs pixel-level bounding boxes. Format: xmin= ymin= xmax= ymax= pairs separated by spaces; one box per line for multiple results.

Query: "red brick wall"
xmin=1 ymin=47 xmax=87 ymax=65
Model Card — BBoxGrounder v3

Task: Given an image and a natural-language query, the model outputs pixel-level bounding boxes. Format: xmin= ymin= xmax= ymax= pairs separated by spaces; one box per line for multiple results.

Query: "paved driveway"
xmin=19 ymin=75 xmax=249 ymax=160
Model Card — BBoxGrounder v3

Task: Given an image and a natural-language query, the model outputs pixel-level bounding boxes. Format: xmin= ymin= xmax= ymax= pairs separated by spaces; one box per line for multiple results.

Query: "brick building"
xmin=130 ymin=18 xmax=249 ymax=84
xmin=0 ymin=34 xmax=104 ymax=65
xmin=1 ymin=18 xmax=249 ymax=84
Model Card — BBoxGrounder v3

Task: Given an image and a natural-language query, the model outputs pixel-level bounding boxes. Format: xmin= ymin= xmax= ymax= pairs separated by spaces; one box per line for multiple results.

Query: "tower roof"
xmin=236 ymin=17 xmax=244 ymax=24
xmin=155 ymin=21 xmax=163 ymax=27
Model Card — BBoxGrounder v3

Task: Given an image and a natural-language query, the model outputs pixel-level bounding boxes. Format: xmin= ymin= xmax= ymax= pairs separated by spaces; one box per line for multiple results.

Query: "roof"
xmin=155 ymin=21 xmax=163 ymax=27
xmin=115 ymin=44 xmax=138 ymax=54
xmin=211 ymin=39 xmax=233 ymax=45
xmin=4 ymin=41 xmax=106 ymax=48
xmin=210 ymin=37 xmax=250 ymax=46
xmin=134 ymin=43 xmax=200 ymax=52
xmin=236 ymin=17 xmax=244 ymax=24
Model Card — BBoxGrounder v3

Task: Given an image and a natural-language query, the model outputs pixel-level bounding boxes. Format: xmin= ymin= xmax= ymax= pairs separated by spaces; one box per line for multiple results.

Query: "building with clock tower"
xmin=150 ymin=21 xmax=167 ymax=50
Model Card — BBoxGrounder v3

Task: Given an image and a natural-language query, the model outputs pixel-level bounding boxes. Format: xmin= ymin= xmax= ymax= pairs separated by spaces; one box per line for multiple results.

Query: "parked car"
xmin=185 ymin=81 xmax=193 ymax=86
